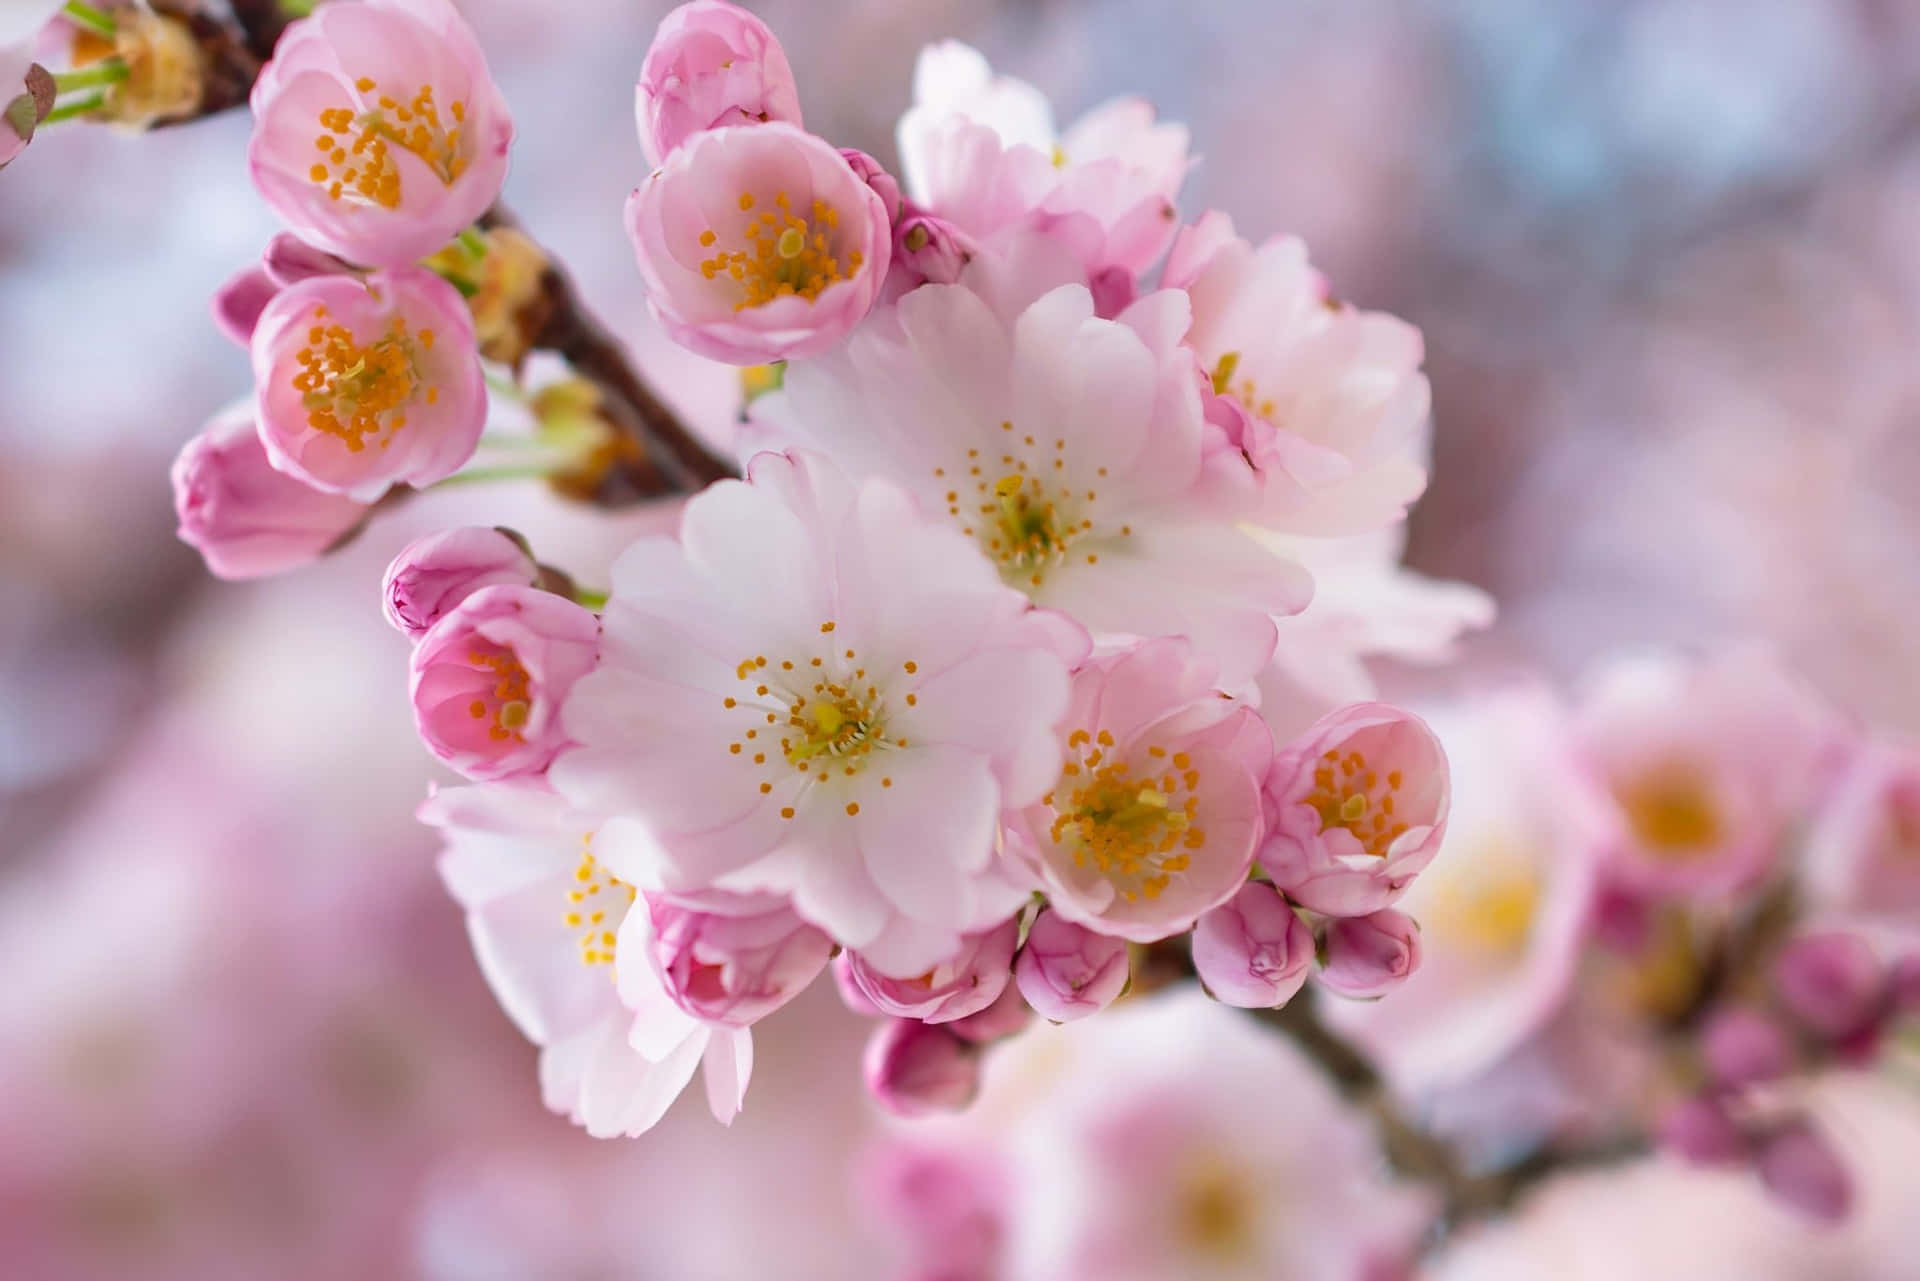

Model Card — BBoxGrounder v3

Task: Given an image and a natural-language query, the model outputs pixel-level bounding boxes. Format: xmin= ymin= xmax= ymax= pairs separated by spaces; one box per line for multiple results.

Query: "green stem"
xmin=433 ymin=464 xmax=558 ymax=488
xmin=61 ymin=1 xmax=117 ymax=38
xmin=481 ymin=371 xmax=525 ymax=401
xmin=52 ymin=62 xmax=127 ymax=93
xmin=573 ymin=588 xmax=610 ymax=611
xmin=42 ymin=93 xmax=106 ymax=125
xmin=279 ymin=0 xmax=318 ymax=16
xmin=457 ymin=226 xmax=488 ymax=259
xmin=479 ymin=432 xmax=549 ymax=451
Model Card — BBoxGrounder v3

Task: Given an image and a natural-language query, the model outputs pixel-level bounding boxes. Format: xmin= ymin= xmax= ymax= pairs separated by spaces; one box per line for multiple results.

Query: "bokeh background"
xmin=3 ymin=0 xmax=1918 ymax=1277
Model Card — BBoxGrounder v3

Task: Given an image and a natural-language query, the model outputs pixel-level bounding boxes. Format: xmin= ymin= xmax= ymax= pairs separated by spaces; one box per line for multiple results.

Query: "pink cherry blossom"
xmin=842 ymin=919 xmax=1019 ymax=1024
xmin=247 ymin=0 xmax=513 ymax=267
xmin=1166 ymin=212 xmax=1432 ymax=535
xmin=1318 ymin=908 xmax=1423 ymax=999
xmin=548 ymin=449 xmax=1082 ymax=979
xmin=1005 ymin=638 xmax=1271 ymax=943
xmin=626 ymin=123 xmax=892 ymax=364
xmin=250 ymin=266 xmax=487 ymax=499
xmin=640 ymin=890 xmax=834 ymax=1027
xmin=410 ymin=585 xmax=600 ymax=782
xmin=1014 ymin=908 xmax=1130 ymax=1022
xmin=635 ymin=0 xmax=802 ymax=166
xmin=1573 ymin=649 xmax=1848 ymax=900
xmin=760 ymin=265 xmax=1312 ymax=683
xmin=864 ymin=1018 xmax=980 ymax=1117
xmin=171 ymin=403 xmax=372 ymax=580
xmin=1261 ymin=701 xmax=1451 ymax=916
xmin=859 ymin=1141 xmax=1006 ymax=1281
xmin=383 ymin=526 xmax=539 ymax=640
xmin=1190 ymin=880 xmax=1314 ymax=1009
xmin=1803 ymin=740 xmax=1920 ymax=924
xmin=424 ymin=783 xmax=753 ymax=1138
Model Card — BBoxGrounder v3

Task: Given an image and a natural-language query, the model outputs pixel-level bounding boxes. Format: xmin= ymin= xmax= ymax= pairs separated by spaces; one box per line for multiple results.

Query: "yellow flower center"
xmin=564 ymin=840 xmax=636 ymax=971
xmin=1428 ymin=844 xmax=1542 ymax=958
xmin=1614 ymin=765 xmax=1721 ymax=859
xmin=1047 ymin=731 xmax=1206 ymax=903
xmin=1174 ymin=1157 xmax=1257 ymax=1263
xmin=291 ymin=304 xmax=439 ymax=452
xmin=1210 ymin=351 xmax=1276 ymax=421
xmin=309 ymin=79 xmax=471 ymax=209
xmin=465 ymin=645 xmax=531 ymax=745
xmin=1306 ymin=748 xmax=1409 ymax=858
xmin=699 ymin=190 xmax=864 ymax=311
xmin=933 ymin=423 xmax=1133 ymax=591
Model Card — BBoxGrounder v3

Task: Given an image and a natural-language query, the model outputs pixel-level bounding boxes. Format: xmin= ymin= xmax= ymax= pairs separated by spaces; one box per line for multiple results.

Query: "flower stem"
xmin=278 ymin=0 xmax=317 ymax=16
xmin=42 ymin=93 xmax=106 ymax=124
xmin=433 ymin=464 xmax=558 ymax=488
xmin=61 ymin=1 xmax=116 ymax=38
xmin=52 ymin=62 xmax=127 ymax=93
xmin=573 ymin=588 xmax=610 ymax=610
xmin=457 ymin=226 xmax=488 ymax=259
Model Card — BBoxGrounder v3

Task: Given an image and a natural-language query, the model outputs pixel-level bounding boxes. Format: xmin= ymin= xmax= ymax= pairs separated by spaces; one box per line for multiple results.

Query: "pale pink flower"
xmin=1803 ymin=740 xmax=1920 ymax=924
xmin=626 ymin=123 xmax=892 ymax=364
xmin=1005 ymin=638 xmax=1271 ymax=943
xmin=383 ymin=526 xmax=539 ymax=640
xmin=409 ymin=585 xmax=600 ymax=782
xmin=860 ymin=1141 xmax=1006 ymax=1281
xmin=424 ymin=783 xmax=753 ymax=1138
xmin=1261 ymin=702 xmax=1450 ymax=917
xmin=251 ymin=266 xmax=487 ymax=499
xmin=1190 ymin=880 xmax=1314 ymax=1009
xmin=761 ymin=271 xmax=1311 ymax=683
xmin=1318 ymin=909 xmax=1423 ymax=999
xmin=1166 ymin=212 xmax=1432 ymax=535
xmin=1573 ymin=649 xmax=1849 ymax=900
xmin=896 ymin=42 xmax=1189 ymax=277
xmin=170 ymin=402 xmax=371 ymax=580
xmin=636 ymin=0 xmax=802 ymax=166
xmin=247 ymin=0 xmax=513 ymax=267
xmin=843 ymin=919 xmax=1019 ymax=1024
xmin=1014 ymin=908 xmax=1130 ymax=1022
xmin=639 ymin=889 xmax=833 ymax=1028
xmin=865 ymin=1018 xmax=980 ymax=1117
xmin=549 ymin=450 xmax=1082 ymax=979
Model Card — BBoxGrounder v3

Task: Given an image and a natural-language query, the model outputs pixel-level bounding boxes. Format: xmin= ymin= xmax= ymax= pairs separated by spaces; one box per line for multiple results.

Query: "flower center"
xmin=1307 ymin=747 xmax=1409 ymax=858
xmin=465 ymin=643 xmax=531 ymax=744
xmin=1210 ymin=351 xmax=1276 ymax=421
xmin=1428 ymin=845 xmax=1541 ymax=958
xmin=699 ymin=190 xmax=864 ymax=311
xmin=720 ymin=625 xmax=919 ymax=820
xmin=1047 ymin=731 xmax=1206 ymax=903
xmin=935 ymin=424 xmax=1131 ymax=591
xmin=310 ymin=80 xmax=470 ymax=209
xmin=1614 ymin=766 xmax=1721 ymax=859
xmin=1175 ymin=1158 xmax=1256 ymax=1262
xmin=292 ymin=304 xmax=438 ymax=451
xmin=564 ymin=840 xmax=635 ymax=971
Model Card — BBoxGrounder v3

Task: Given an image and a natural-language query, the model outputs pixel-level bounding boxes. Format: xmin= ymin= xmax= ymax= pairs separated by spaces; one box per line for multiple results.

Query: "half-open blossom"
xmin=895 ymin=42 xmax=1189 ymax=276
xmin=761 ymin=269 xmax=1311 ymax=682
xmin=1804 ymin=740 xmax=1920 ymax=923
xmin=1319 ymin=909 xmax=1423 ymax=999
xmin=864 ymin=1018 xmax=980 ymax=1118
xmin=635 ymin=890 xmax=831 ymax=1027
xmin=410 ymin=585 xmax=600 ymax=782
xmin=248 ymin=0 xmax=514 ymax=267
xmin=549 ymin=450 xmax=1082 ymax=978
xmin=171 ymin=403 xmax=370 ymax=580
xmin=1190 ymin=881 xmax=1314 ymax=1009
xmin=843 ymin=919 xmax=1019 ymax=1024
xmin=1014 ymin=908 xmax=1130 ymax=1022
xmin=1572 ymin=649 xmax=1847 ymax=899
xmin=636 ymin=0 xmax=802 ymax=166
xmin=251 ymin=266 xmax=487 ymax=499
xmin=383 ymin=526 xmax=539 ymax=640
xmin=425 ymin=784 xmax=753 ymax=1138
xmin=1261 ymin=702 xmax=1450 ymax=916
xmin=1166 ymin=212 xmax=1432 ymax=535
xmin=626 ymin=123 xmax=892 ymax=364
xmin=1005 ymin=639 xmax=1271 ymax=942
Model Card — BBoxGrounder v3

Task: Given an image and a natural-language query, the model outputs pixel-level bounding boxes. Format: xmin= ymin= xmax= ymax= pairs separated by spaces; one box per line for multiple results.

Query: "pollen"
xmin=465 ymin=644 xmax=534 ymax=746
xmin=1306 ymin=749 xmax=1408 ymax=859
xmin=309 ymin=80 xmax=472 ymax=209
xmin=1614 ymin=764 xmax=1723 ymax=859
xmin=699 ymin=191 xmax=862 ymax=311
xmin=290 ymin=310 xmax=433 ymax=451
xmin=563 ymin=839 xmax=637 ymax=973
xmin=1049 ymin=728 xmax=1206 ymax=903
xmin=1210 ymin=351 xmax=1277 ymax=420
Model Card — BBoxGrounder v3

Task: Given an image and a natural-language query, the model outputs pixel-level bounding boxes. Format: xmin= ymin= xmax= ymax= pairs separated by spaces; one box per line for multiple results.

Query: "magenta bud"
xmin=1657 ymin=1095 xmax=1749 ymax=1166
xmin=832 ymin=952 xmax=885 ymax=1017
xmin=894 ymin=213 xmax=974 ymax=287
xmin=1774 ymin=932 xmax=1886 ymax=1042
xmin=1891 ymin=953 xmax=1920 ymax=1015
xmin=1318 ymin=908 xmax=1424 ymax=1000
xmin=1756 ymin=1122 xmax=1853 ymax=1223
xmin=1087 ymin=265 xmax=1138 ymax=320
xmin=864 ymin=1019 xmax=981 ymax=1118
xmin=1698 ymin=1007 xmax=1792 ymax=1088
xmin=261 ymin=232 xmax=356 ymax=287
xmin=1013 ymin=910 xmax=1129 ymax=1023
xmin=1191 ymin=882 xmax=1314 ymax=1009
xmin=211 ymin=265 xmax=280 ymax=347
xmin=947 ymin=981 xmax=1032 ymax=1045
xmin=842 ymin=921 xmax=1019 ymax=1024
xmin=841 ymin=147 xmax=903 ymax=223
xmin=383 ymin=526 xmax=541 ymax=641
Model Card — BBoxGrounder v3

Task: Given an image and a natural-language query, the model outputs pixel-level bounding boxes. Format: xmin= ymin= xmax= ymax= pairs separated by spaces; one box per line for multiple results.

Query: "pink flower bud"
xmin=212 ymin=265 xmax=279 ymax=347
xmin=642 ymin=892 xmax=833 ymax=1027
xmin=842 ymin=920 xmax=1018 ymax=1025
xmin=947 ymin=981 xmax=1032 ymax=1045
xmin=1773 ymin=932 xmax=1886 ymax=1043
xmin=831 ymin=951 xmax=884 ymax=1017
xmin=1698 ymin=1007 xmax=1792 ymax=1088
xmin=864 ymin=1019 xmax=980 ymax=1118
xmin=625 ymin=122 xmax=892 ymax=364
xmin=1656 ymin=1095 xmax=1749 ymax=1166
xmin=891 ymin=212 xmax=974 ymax=289
xmin=635 ymin=0 xmax=802 ymax=167
xmin=251 ymin=267 xmax=486 ymax=499
xmin=1191 ymin=881 xmax=1314 ymax=1009
xmin=1262 ymin=703 xmax=1450 ymax=917
xmin=1013 ymin=909 xmax=1129 ymax=1023
xmin=263 ymin=232 xmax=357 ymax=286
xmin=247 ymin=0 xmax=514 ymax=267
xmin=1318 ymin=909 xmax=1423 ymax=1000
xmin=383 ymin=527 xmax=539 ymax=641
xmin=1893 ymin=953 xmax=1920 ymax=1014
xmin=1756 ymin=1122 xmax=1853 ymax=1223
xmin=409 ymin=584 xmax=599 ymax=781
xmin=171 ymin=404 xmax=370 ymax=580
xmin=840 ymin=148 xmax=902 ymax=223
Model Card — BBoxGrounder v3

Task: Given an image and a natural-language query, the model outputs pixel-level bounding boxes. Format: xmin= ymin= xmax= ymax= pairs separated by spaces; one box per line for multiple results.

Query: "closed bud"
xmin=1656 ymin=1095 xmax=1749 ymax=1166
xmin=640 ymin=892 xmax=833 ymax=1027
xmin=843 ymin=920 xmax=1019 ymax=1025
xmin=383 ymin=527 xmax=540 ymax=642
xmin=863 ymin=1019 xmax=980 ymax=1118
xmin=636 ymin=0 xmax=802 ymax=166
xmin=1756 ymin=1122 xmax=1853 ymax=1223
xmin=1014 ymin=909 xmax=1129 ymax=1023
xmin=1698 ymin=1006 xmax=1792 ymax=1088
xmin=1774 ymin=932 xmax=1886 ymax=1043
xmin=1191 ymin=881 xmax=1313 ymax=1009
xmin=1318 ymin=908 xmax=1423 ymax=1000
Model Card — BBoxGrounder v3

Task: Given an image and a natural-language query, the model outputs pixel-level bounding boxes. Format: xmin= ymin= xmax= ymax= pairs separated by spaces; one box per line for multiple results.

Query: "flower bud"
xmin=1014 ymin=909 xmax=1129 ymax=1023
xmin=947 ymin=981 xmax=1033 ymax=1045
xmin=1318 ymin=909 xmax=1423 ymax=1000
xmin=1656 ymin=1095 xmax=1748 ymax=1166
xmin=892 ymin=213 xmax=973 ymax=289
xmin=1773 ymin=932 xmax=1886 ymax=1042
xmin=831 ymin=951 xmax=884 ymax=1017
xmin=863 ymin=1019 xmax=980 ymax=1118
xmin=1191 ymin=881 xmax=1314 ymax=1009
xmin=211 ymin=265 xmax=280 ymax=347
xmin=382 ymin=527 xmax=539 ymax=641
xmin=840 ymin=147 xmax=902 ymax=223
xmin=409 ymin=584 xmax=599 ymax=782
xmin=1698 ymin=1007 xmax=1792 ymax=1088
xmin=170 ymin=404 xmax=370 ymax=580
xmin=1756 ymin=1122 xmax=1853 ymax=1223
xmin=635 ymin=0 xmax=802 ymax=166
xmin=842 ymin=920 xmax=1018 ymax=1025
xmin=641 ymin=892 xmax=833 ymax=1027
